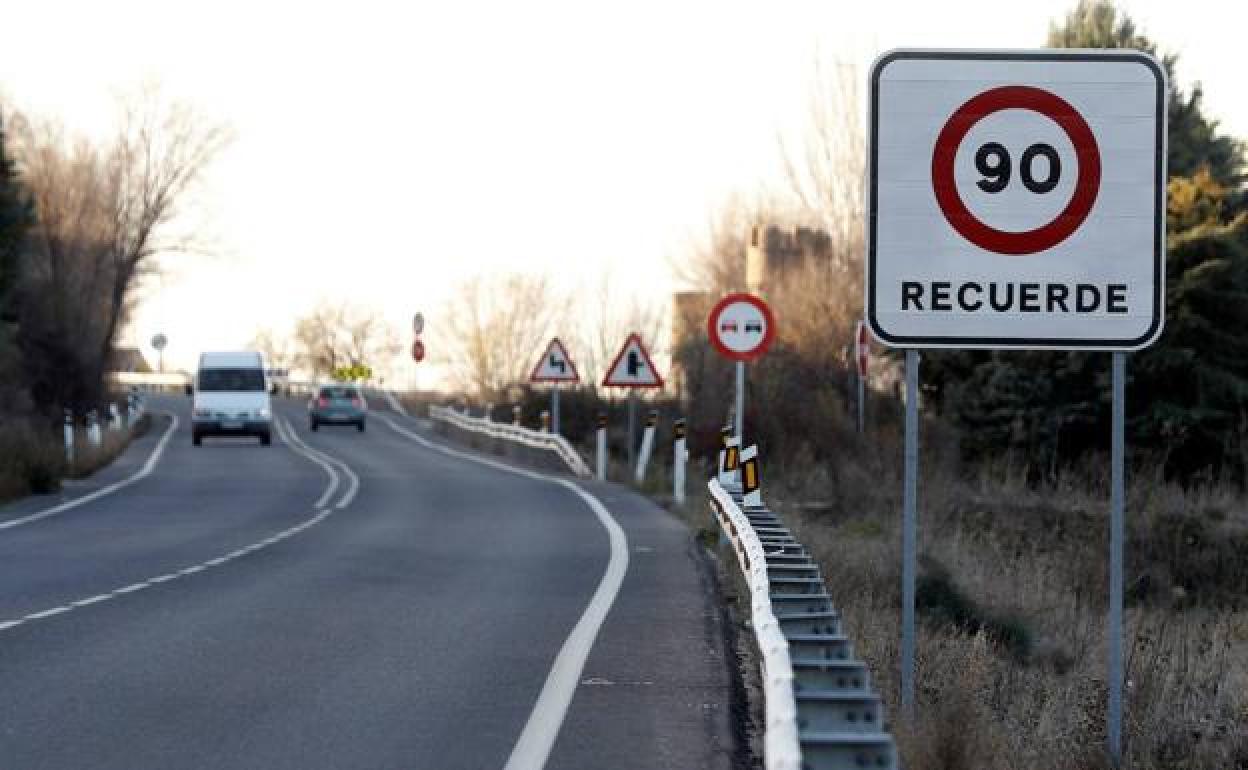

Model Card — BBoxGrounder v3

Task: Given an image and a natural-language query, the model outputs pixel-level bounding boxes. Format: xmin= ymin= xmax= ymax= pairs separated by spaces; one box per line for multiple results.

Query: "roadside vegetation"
xmin=0 ymin=87 xmax=227 ymax=504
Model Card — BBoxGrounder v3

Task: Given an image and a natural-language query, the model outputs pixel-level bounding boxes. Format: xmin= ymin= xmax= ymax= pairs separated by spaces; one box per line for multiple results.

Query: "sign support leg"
xmin=627 ymin=393 xmax=637 ymax=471
xmin=551 ymin=386 xmax=561 ymax=436
xmin=901 ymin=349 xmax=919 ymax=715
xmin=1109 ymin=352 xmax=1126 ymax=767
xmin=734 ymin=360 xmax=745 ymax=443
xmin=857 ymin=372 xmax=865 ymax=434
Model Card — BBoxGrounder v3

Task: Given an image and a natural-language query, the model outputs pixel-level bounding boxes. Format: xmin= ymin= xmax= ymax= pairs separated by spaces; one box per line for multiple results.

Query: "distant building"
xmin=745 ymin=224 xmax=833 ymax=294
xmin=108 ymin=347 xmax=154 ymax=374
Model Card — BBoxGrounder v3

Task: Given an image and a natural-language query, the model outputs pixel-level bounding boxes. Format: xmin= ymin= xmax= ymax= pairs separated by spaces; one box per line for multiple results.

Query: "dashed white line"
xmin=26 ymin=606 xmax=72 ymax=620
xmin=0 ymin=407 xmax=366 ymax=636
xmin=72 ymin=595 xmax=112 ymax=607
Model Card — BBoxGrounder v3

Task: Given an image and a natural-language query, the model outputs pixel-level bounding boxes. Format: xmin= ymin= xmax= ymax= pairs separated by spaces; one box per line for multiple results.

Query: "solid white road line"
xmin=274 ymin=418 xmax=340 ymax=508
xmin=279 ymin=417 xmax=360 ymax=508
xmin=0 ymin=412 xmax=180 ymax=531
xmin=375 ymin=414 xmax=629 ymax=770
xmin=381 ymin=390 xmax=409 ymax=417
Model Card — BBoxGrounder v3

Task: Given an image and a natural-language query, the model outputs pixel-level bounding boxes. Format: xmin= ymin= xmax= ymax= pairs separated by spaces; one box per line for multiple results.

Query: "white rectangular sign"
xmin=867 ymin=50 xmax=1166 ymax=350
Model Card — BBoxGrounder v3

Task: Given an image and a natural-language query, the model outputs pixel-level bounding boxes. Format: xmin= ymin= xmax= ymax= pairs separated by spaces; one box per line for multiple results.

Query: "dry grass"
xmin=0 ymin=411 xmax=151 ymax=504
xmin=768 ymin=429 xmax=1248 ymax=769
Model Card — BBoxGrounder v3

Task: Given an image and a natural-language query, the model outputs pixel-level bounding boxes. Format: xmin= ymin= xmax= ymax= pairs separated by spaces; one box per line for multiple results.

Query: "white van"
xmin=191 ymin=351 xmax=273 ymax=446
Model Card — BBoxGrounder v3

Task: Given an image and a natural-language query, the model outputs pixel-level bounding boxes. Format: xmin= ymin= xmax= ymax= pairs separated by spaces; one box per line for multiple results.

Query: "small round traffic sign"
xmin=413 ymin=312 xmax=425 ymax=336
xmin=931 ymin=85 xmax=1101 ymax=256
xmin=707 ymin=293 xmax=775 ymax=362
xmin=411 ymin=339 xmax=425 ymax=362
xmin=151 ymin=333 xmax=167 ymax=351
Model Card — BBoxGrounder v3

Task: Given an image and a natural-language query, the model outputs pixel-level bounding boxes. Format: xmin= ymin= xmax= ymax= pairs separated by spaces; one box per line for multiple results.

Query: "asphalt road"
xmin=0 ymin=396 xmax=738 ymax=769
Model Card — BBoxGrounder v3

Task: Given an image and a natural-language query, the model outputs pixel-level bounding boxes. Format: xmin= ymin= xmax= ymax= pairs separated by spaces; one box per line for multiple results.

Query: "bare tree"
xmin=439 ymin=273 xmax=564 ymax=399
xmin=248 ymin=327 xmax=296 ymax=370
xmin=292 ymin=301 xmax=400 ymax=379
xmin=10 ymin=87 xmax=231 ymax=412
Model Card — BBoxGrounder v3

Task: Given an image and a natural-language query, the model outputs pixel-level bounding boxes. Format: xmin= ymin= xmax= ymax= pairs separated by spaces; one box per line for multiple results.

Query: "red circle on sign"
xmin=411 ymin=339 xmax=425 ymax=362
xmin=931 ymin=85 xmax=1101 ymax=256
xmin=707 ymin=293 xmax=776 ymax=362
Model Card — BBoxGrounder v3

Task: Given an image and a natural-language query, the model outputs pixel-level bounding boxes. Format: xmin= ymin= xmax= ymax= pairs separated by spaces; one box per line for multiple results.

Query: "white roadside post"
xmin=672 ymin=418 xmax=688 ymax=506
xmin=634 ymin=410 xmax=658 ymax=483
xmin=87 ymin=410 xmax=102 ymax=448
xmin=540 ymin=410 xmax=551 ymax=433
xmin=484 ymin=403 xmax=494 ymax=421
xmin=869 ymin=50 xmax=1167 ymax=761
xmin=717 ymin=435 xmax=740 ymax=488
xmin=707 ymin=293 xmax=775 ymax=447
xmin=63 ymin=408 xmax=74 ymax=466
xmin=512 ymin=405 xmax=522 ymax=426
xmin=740 ymin=444 xmax=761 ymax=508
xmin=109 ymin=403 xmax=121 ymax=432
xmin=595 ymin=411 xmax=608 ymax=481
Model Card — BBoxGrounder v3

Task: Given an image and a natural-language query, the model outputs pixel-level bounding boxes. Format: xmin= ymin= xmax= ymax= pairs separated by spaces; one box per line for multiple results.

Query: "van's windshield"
xmin=199 ymin=368 xmax=266 ymax=392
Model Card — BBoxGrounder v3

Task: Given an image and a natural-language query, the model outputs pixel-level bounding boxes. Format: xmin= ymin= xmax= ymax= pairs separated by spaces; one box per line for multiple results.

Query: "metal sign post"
xmin=734 ymin=361 xmax=745 ymax=442
xmin=601 ymin=333 xmax=664 ymax=474
xmin=531 ymin=338 xmax=579 ymax=437
xmin=1109 ymin=351 xmax=1126 ymax=764
xmin=868 ymin=50 xmax=1166 ymax=751
xmin=901 ymin=350 xmax=919 ymax=713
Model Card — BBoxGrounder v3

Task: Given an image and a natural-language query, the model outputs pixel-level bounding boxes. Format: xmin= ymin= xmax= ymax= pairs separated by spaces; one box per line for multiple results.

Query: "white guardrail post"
xmin=63 ymin=408 xmax=74 ymax=466
xmin=428 ymin=405 xmax=592 ymax=479
xmin=672 ymin=418 xmax=687 ymax=506
xmin=707 ymin=447 xmax=898 ymax=770
xmin=634 ymin=409 xmax=657 ymax=484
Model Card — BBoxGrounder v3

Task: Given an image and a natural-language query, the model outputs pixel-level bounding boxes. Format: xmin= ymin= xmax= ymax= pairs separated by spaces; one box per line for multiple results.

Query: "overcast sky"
xmin=1 ymin=0 xmax=1242 ymax=381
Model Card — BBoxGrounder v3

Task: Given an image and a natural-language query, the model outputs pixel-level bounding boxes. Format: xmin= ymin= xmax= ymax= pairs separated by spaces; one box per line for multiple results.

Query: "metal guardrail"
xmin=429 ymin=405 xmax=593 ymax=478
xmin=707 ymin=478 xmax=898 ymax=770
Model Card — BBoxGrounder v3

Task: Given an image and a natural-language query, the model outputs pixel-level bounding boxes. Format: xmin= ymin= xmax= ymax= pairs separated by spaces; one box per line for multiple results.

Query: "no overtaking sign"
xmin=867 ymin=50 xmax=1166 ymax=351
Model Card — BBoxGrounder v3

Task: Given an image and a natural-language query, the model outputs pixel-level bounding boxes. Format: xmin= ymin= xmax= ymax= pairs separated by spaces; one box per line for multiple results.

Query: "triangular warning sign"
xmin=602 ymin=333 xmax=664 ymax=388
xmin=530 ymin=338 xmax=580 ymax=383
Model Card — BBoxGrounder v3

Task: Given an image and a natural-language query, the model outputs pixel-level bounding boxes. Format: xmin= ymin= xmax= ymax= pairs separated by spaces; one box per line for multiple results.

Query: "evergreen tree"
xmin=0 ymin=111 xmax=33 ymax=414
xmin=927 ymin=1 xmax=1248 ymax=480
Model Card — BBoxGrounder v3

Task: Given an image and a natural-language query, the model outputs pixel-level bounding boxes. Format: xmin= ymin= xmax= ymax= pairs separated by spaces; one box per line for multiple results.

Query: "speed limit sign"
xmin=867 ymin=50 xmax=1166 ymax=350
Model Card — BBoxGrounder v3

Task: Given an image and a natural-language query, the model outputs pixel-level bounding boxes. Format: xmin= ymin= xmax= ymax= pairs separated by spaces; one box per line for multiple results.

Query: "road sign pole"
xmin=734 ymin=360 xmax=745 ymax=443
xmin=857 ymin=372 xmax=865 ymax=434
xmin=1108 ymin=352 xmax=1126 ymax=767
xmin=627 ymin=393 xmax=637 ymax=471
xmin=901 ymin=349 xmax=919 ymax=715
xmin=551 ymin=386 xmax=561 ymax=436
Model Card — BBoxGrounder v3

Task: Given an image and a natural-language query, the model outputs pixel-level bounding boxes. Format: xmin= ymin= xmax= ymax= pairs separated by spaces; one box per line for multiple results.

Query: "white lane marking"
xmin=26 ymin=606 xmax=71 ymax=620
xmin=0 ymin=507 xmax=335 ymax=634
xmin=72 ymin=594 xmax=112 ymax=607
xmin=0 ymin=413 xmax=180 ymax=531
xmin=279 ymin=417 xmax=360 ymax=508
xmin=375 ymin=414 xmax=629 ymax=770
xmin=275 ymin=418 xmax=340 ymax=508
xmin=381 ymin=390 xmax=409 ymax=417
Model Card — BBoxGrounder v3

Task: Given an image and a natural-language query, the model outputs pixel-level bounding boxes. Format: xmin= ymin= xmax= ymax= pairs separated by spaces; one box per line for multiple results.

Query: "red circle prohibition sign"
xmin=707 ymin=293 xmax=776 ymax=362
xmin=931 ymin=85 xmax=1101 ymax=256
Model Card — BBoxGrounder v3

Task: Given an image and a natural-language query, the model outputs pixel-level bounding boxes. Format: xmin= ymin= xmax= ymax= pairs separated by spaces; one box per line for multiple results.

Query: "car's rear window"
xmin=199 ymin=368 xmax=266 ymax=392
xmin=319 ymin=386 xmax=359 ymax=399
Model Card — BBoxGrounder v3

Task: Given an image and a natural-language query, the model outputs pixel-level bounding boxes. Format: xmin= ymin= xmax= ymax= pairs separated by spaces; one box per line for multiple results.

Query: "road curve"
xmin=0 ymin=395 xmax=738 ymax=769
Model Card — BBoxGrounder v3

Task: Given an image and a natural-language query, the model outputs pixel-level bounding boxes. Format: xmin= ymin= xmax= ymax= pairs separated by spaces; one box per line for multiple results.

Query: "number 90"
xmin=975 ymin=142 xmax=1061 ymax=194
